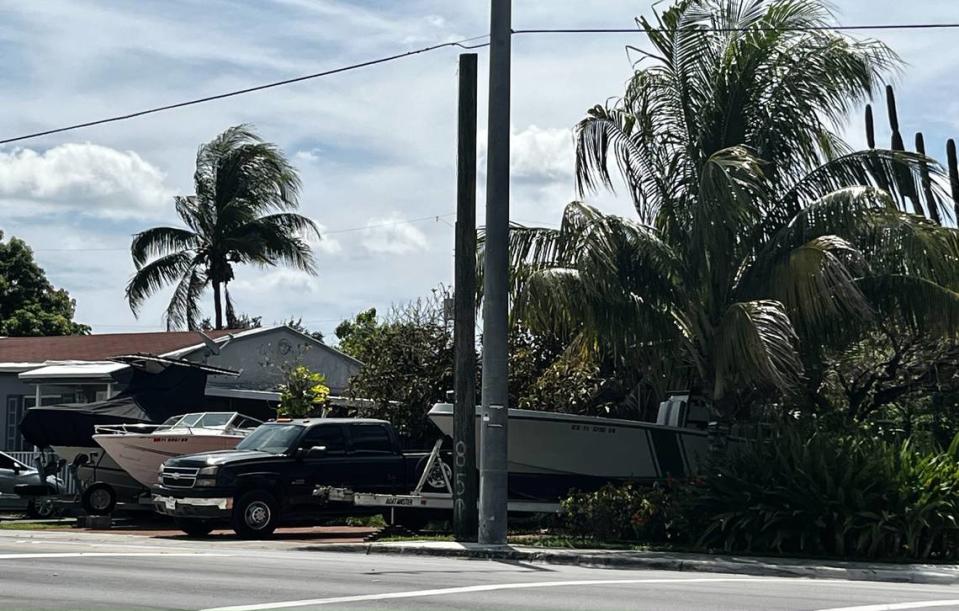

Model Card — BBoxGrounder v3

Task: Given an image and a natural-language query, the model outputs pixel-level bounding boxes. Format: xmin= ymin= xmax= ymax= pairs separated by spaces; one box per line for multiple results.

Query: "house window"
xmin=4 ymin=396 xmax=27 ymax=452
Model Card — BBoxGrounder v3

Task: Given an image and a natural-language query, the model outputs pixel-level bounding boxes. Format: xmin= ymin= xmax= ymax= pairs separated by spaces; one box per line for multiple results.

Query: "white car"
xmin=0 ymin=451 xmax=58 ymax=517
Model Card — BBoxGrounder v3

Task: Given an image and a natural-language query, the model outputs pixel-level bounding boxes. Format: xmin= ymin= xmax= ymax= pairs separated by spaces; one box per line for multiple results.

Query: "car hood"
xmin=164 ymin=449 xmax=279 ymax=468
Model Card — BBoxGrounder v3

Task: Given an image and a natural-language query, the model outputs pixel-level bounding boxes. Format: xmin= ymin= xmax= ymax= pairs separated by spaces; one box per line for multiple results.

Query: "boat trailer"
xmin=318 ymin=439 xmax=561 ymax=517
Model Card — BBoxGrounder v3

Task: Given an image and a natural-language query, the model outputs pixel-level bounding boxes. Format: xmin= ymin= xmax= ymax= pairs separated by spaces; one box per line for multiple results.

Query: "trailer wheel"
xmin=416 ymin=455 xmax=453 ymax=492
xmin=232 ymin=490 xmax=279 ymax=539
xmin=81 ymin=483 xmax=116 ymax=516
xmin=175 ymin=518 xmax=215 ymax=537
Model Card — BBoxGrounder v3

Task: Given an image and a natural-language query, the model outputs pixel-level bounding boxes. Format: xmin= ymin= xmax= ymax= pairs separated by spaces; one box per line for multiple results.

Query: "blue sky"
xmin=0 ymin=0 xmax=957 ymax=341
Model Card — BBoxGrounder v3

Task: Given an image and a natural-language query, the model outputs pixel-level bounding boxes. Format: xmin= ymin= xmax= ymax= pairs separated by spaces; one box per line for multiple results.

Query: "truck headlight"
xmin=195 ymin=465 xmax=220 ymax=487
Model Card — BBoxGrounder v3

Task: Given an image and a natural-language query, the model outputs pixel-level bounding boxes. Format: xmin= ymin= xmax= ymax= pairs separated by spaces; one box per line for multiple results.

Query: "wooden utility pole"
xmin=479 ymin=0 xmax=511 ymax=546
xmin=453 ymin=52 xmax=479 ymax=541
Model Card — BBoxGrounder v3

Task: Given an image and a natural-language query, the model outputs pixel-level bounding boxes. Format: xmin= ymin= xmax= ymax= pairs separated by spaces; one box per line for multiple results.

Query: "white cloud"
xmin=479 ymin=125 xmax=575 ymax=183
xmin=511 ymin=125 xmax=575 ymax=181
xmin=309 ymin=223 xmax=342 ymax=255
xmin=0 ymin=143 xmax=171 ymax=218
xmin=361 ymin=213 xmax=429 ymax=254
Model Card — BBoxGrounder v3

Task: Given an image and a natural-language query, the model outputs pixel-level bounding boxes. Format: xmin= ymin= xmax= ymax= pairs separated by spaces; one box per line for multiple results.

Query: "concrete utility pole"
xmin=479 ymin=0 xmax=511 ymax=546
xmin=453 ymin=52 xmax=479 ymax=541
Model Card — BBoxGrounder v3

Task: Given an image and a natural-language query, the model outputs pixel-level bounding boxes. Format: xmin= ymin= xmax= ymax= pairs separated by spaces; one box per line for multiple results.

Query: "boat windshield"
xmin=235 ymin=424 xmax=303 ymax=454
xmin=193 ymin=413 xmax=232 ymax=428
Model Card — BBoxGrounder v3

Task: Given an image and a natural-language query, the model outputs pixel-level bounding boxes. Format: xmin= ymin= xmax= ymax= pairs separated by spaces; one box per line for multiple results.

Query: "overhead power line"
xmin=2 ymin=22 xmax=957 ymax=146
xmin=512 ymin=23 xmax=959 ymax=35
xmin=30 ymin=212 xmax=456 ymax=252
xmin=0 ymin=36 xmax=490 ymax=146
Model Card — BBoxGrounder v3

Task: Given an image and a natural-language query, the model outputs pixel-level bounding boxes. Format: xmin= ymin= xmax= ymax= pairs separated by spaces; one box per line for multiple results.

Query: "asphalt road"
xmin=1 ymin=530 xmax=958 ymax=610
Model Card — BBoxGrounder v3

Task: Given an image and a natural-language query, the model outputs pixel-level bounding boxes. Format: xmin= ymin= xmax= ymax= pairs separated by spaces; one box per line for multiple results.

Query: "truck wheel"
xmin=81 ymin=483 xmax=116 ymax=516
xmin=232 ymin=490 xmax=279 ymax=539
xmin=175 ymin=518 xmax=214 ymax=537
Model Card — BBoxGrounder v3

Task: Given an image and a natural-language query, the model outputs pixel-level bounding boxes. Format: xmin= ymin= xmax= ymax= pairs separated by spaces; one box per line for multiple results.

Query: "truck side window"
xmin=0 ymin=453 xmax=16 ymax=470
xmin=350 ymin=424 xmax=394 ymax=455
xmin=300 ymin=425 xmax=346 ymax=455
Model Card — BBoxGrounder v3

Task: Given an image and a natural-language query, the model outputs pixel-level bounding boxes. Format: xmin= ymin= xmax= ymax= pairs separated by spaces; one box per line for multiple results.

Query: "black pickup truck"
xmin=152 ymin=418 xmax=436 ymax=538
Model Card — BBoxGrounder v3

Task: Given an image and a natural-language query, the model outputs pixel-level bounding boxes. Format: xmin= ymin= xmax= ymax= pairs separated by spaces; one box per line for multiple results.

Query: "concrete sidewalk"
xmin=311 ymin=540 xmax=959 ymax=585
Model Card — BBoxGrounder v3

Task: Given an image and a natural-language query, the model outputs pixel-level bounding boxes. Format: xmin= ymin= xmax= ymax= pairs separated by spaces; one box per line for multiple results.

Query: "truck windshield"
xmin=235 ymin=424 xmax=303 ymax=454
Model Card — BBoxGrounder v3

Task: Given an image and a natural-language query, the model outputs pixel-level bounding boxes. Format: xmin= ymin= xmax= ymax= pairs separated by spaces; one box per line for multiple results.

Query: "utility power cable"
xmin=0 ymin=36 xmax=489 ymax=145
xmin=2 ymin=22 xmax=958 ymax=145
xmin=29 ymin=212 xmax=456 ymax=252
xmin=511 ymin=22 xmax=959 ymax=35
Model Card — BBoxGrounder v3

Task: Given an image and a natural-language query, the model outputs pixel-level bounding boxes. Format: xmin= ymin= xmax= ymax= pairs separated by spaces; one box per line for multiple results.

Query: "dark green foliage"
xmin=335 ymin=300 xmax=453 ymax=448
xmin=915 ymin=133 xmax=941 ymax=224
xmin=0 ymin=232 xmax=89 ymax=336
xmin=865 ymin=105 xmax=875 ymax=149
xmin=948 ymin=139 xmax=959 ymax=217
xmin=695 ymin=429 xmax=959 ymax=560
xmin=561 ymin=482 xmax=693 ymax=544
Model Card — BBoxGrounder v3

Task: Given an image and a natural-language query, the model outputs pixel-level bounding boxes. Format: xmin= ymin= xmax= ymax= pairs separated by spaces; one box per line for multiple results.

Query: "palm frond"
xmin=130 ymin=226 xmax=199 ymax=268
xmin=125 ymin=252 xmax=194 ymax=315
xmin=164 ymin=268 xmax=207 ymax=330
xmin=714 ymin=299 xmax=804 ymax=397
xmin=858 ymin=275 xmax=959 ymax=336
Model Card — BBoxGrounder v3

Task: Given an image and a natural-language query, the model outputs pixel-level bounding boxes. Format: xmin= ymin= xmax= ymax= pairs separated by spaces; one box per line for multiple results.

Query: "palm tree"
xmin=126 ymin=125 xmax=319 ymax=330
xmin=501 ymin=0 xmax=959 ymax=420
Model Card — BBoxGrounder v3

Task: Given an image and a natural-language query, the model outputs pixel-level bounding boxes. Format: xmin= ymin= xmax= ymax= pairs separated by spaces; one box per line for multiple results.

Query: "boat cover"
xmin=21 ymin=359 xmax=222 ymax=449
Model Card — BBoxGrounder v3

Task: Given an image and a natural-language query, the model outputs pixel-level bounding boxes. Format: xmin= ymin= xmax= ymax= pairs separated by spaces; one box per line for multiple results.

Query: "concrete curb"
xmin=307 ymin=542 xmax=959 ymax=585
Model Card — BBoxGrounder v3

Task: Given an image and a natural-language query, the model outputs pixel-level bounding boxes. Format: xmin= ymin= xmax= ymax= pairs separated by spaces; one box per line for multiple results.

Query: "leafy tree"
xmin=500 ymin=0 xmax=959 ymax=422
xmin=0 ymin=231 xmax=89 ymax=336
xmin=336 ymin=299 xmax=453 ymax=447
xmin=334 ymin=308 xmax=378 ymax=358
xmin=285 ymin=317 xmax=324 ymax=343
xmin=201 ymin=313 xmax=262 ymax=331
xmin=278 ymin=365 xmax=330 ymax=418
xmin=126 ymin=124 xmax=319 ymax=330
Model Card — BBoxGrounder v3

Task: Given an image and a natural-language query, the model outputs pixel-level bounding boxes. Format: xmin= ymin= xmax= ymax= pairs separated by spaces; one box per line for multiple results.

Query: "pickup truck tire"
xmin=232 ymin=490 xmax=279 ymax=539
xmin=175 ymin=518 xmax=214 ymax=537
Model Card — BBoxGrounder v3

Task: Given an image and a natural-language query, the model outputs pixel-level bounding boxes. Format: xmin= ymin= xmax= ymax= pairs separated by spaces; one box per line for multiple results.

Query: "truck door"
xmin=290 ymin=424 xmax=350 ymax=508
xmin=346 ymin=423 xmax=405 ymax=493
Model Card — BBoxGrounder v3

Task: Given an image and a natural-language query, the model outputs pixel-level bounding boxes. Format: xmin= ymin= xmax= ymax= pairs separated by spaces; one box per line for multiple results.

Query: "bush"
xmin=693 ymin=429 xmax=959 ymax=560
xmin=561 ymin=481 xmax=693 ymax=544
xmin=278 ymin=366 xmax=330 ymax=417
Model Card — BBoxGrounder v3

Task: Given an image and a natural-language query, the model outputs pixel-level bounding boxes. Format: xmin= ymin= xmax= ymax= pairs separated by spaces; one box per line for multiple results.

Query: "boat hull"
xmin=428 ymin=404 xmax=711 ymax=500
xmin=93 ymin=434 xmax=244 ymax=488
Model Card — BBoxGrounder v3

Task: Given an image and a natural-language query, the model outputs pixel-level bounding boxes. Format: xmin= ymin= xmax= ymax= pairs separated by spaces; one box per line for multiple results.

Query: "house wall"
xmin=0 ymin=372 xmax=35 ymax=452
xmin=183 ymin=327 xmax=362 ymax=396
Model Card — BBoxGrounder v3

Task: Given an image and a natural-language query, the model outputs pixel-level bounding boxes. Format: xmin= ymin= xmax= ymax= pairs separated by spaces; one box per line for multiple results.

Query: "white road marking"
xmin=816 ymin=602 xmax=959 ymax=611
xmin=199 ymin=577 xmax=810 ymax=610
xmin=0 ymin=552 xmax=231 ymax=560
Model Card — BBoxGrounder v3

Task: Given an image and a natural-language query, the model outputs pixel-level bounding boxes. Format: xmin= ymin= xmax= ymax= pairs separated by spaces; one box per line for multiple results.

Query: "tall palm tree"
xmin=126 ymin=125 xmax=319 ymax=330
xmin=501 ymin=0 xmax=959 ymax=419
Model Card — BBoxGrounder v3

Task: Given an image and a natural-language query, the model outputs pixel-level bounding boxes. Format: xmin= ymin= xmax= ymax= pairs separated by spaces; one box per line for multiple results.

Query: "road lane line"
xmin=199 ymin=577 xmax=806 ymax=610
xmin=0 ymin=552 xmax=232 ymax=559
xmin=816 ymin=601 xmax=959 ymax=611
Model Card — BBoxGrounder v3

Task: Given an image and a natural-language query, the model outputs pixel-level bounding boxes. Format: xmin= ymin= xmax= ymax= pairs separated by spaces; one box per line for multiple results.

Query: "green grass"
xmin=0 ymin=521 xmax=68 ymax=531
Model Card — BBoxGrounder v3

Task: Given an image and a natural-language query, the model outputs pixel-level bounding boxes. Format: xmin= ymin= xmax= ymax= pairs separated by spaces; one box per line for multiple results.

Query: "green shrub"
xmin=561 ymin=481 xmax=693 ymax=544
xmin=694 ymin=429 xmax=959 ymax=560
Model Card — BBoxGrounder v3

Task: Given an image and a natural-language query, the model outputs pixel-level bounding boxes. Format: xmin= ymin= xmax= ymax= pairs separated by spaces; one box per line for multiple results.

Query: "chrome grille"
xmin=161 ymin=466 xmax=199 ymax=489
